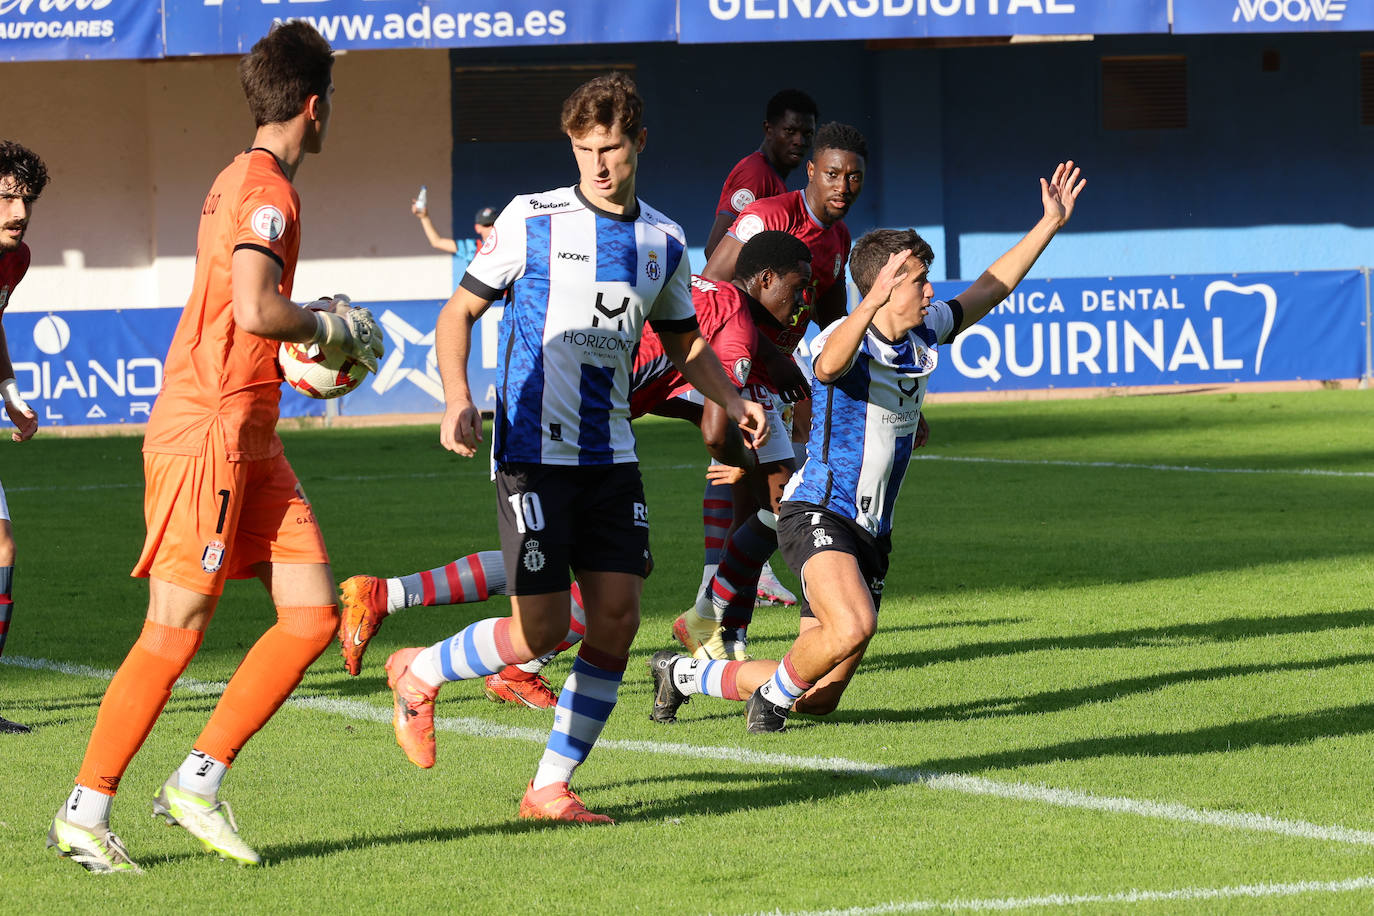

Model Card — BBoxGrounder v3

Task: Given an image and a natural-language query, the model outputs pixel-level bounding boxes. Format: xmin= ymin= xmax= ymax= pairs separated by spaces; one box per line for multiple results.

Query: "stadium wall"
xmin=450 ymin=31 xmax=1373 ymax=282
xmin=3 ymin=49 xmax=456 ymax=314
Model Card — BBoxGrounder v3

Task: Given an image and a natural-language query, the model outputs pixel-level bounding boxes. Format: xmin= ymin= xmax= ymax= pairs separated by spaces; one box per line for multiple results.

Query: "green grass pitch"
xmin=3 ymin=389 xmax=1374 ymax=913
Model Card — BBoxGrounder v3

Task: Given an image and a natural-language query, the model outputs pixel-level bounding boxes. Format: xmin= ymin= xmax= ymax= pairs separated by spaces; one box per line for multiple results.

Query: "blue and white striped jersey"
xmin=782 ymin=300 xmax=962 ymax=537
xmin=460 ymin=186 xmax=697 ymax=466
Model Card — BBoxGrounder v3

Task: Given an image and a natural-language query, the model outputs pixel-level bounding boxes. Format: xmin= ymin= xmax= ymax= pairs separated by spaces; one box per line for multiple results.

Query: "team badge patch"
xmin=735 ymin=214 xmax=765 ymax=242
xmin=833 ymin=253 xmax=843 ymax=279
xmin=250 ymin=205 xmax=286 ymax=242
xmin=479 ymin=228 xmax=498 ymax=256
xmin=522 ymin=538 xmax=546 ymax=572
xmin=730 ymin=189 xmax=755 ymax=212
xmin=201 ymin=539 xmax=226 ymax=574
xmin=732 ymin=356 xmax=752 ymax=385
xmin=812 ymin=527 xmax=833 ymax=549
xmin=646 ymin=250 xmax=661 ymax=281
xmin=0 ymin=286 xmax=9 ymax=312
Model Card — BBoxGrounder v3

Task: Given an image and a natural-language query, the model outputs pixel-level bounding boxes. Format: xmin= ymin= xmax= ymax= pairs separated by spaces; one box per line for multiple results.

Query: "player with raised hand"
xmin=0 ymin=140 xmax=46 ymax=735
xmin=651 ymin=162 xmax=1086 ymax=732
xmin=48 ymin=22 xmax=375 ymax=874
xmin=680 ymin=122 xmax=868 ymax=662
xmin=384 ymin=73 xmax=767 ymax=824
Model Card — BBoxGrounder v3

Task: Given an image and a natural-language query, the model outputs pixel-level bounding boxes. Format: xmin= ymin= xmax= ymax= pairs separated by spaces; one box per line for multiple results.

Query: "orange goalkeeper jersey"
xmin=144 ymin=148 xmax=301 ymax=461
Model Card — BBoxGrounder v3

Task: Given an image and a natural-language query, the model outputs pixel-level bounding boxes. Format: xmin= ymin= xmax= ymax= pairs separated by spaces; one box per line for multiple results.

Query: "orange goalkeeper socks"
xmin=193 ymin=605 xmax=336 ymax=764
xmin=75 ymin=620 xmax=204 ymax=795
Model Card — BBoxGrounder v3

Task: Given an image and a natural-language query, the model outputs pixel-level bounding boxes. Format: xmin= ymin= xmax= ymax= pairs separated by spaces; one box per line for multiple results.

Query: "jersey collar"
xmin=574 ymin=185 xmax=640 ymax=222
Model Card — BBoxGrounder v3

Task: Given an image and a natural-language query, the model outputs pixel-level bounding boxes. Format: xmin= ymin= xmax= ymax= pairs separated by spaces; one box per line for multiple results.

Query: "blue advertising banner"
xmin=8 ymin=271 xmax=1363 ymax=427
xmin=678 ymin=0 xmax=1168 ymax=44
xmin=0 ymin=0 xmax=162 ymax=62
xmin=1173 ymin=0 xmax=1370 ymax=34
xmin=923 ymin=269 xmax=1365 ymax=394
xmin=164 ymin=0 xmax=677 ymax=56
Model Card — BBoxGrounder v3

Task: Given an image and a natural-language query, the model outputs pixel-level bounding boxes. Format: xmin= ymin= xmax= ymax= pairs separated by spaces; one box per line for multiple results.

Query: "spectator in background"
xmin=411 ymin=193 xmax=498 ymax=254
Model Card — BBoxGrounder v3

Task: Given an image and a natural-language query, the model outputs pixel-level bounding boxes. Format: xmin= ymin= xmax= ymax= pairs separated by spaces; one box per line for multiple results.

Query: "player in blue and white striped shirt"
xmin=651 ymin=161 xmax=1086 ymax=733
xmin=383 ymin=74 xmax=769 ymax=822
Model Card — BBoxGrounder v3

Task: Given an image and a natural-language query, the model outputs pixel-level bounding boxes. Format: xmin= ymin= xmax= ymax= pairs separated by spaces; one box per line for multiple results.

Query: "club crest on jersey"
xmin=812 ymin=527 xmax=832 ymax=549
xmin=479 ymin=229 xmax=498 ymax=256
xmin=646 ymin=251 xmax=661 ymax=281
xmin=735 ymin=214 xmax=765 ymax=242
xmin=833 ymin=254 xmax=842 ymax=279
xmin=251 ymin=205 xmax=286 ymax=242
xmin=201 ymin=539 xmax=226 ymax=574
xmin=522 ymin=538 xmax=546 ymax=572
xmin=731 ymin=188 xmax=755 ymax=212
xmin=0 ymin=286 xmax=9 ymax=312
xmin=732 ymin=357 xmax=752 ymax=385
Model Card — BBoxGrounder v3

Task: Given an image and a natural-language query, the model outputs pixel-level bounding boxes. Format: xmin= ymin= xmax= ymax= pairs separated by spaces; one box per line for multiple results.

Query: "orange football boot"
xmin=339 ymin=575 xmax=389 ymax=676
xmin=385 ymin=647 xmax=438 ymax=768
xmin=518 ymin=781 xmax=613 ymax=824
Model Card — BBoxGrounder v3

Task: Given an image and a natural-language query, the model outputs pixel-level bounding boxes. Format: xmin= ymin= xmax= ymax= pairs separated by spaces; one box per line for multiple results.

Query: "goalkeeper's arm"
xmin=231 ymin=248 xmax=383 ymax=372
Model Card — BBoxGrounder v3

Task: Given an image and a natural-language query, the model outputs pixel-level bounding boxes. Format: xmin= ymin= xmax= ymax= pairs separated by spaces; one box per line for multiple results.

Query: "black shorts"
xmin=777 ymin=502 xmax=890 ymax=619
xmin=495 ymin=462 xmax=652 ymax=596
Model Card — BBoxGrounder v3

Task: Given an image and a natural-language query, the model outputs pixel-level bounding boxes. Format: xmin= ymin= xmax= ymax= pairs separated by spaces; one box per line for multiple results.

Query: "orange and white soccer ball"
xmin=279 ymin=340 xmax=370 ymax=399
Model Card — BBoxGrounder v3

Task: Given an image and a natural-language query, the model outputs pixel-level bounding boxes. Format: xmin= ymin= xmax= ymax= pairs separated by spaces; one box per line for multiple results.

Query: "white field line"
xmin=12 ymin=456 xmax=1374 ymax=496
xmin=757 ymin=875 xmax=1374 ymax=915
xmin=912 ymin=453 xmax=1374 ymax=478
xmin=10 ymin=654 xmax=1374 ymax=850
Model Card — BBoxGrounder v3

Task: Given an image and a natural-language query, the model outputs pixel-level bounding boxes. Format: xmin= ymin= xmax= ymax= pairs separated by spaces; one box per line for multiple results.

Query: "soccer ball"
xmin=279 ymin=340 xmax=370 ymax=399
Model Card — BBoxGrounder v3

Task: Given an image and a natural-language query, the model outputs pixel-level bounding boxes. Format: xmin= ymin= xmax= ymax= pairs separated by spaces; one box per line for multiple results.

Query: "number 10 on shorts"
xmin=507 ymin=492 xmax=546 ymax=534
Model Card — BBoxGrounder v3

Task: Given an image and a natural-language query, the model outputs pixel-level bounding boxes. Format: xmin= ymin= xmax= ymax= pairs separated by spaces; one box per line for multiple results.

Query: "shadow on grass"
xmin=862 ymin=607 xmax=1374 ymax=672
xmin=841 ymin=651 xmax=1374 ymax=724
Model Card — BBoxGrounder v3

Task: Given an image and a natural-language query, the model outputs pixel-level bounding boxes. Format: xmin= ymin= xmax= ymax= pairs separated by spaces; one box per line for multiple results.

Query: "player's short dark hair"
xmin=735 ymin=230 xmax=813 ymax=283
xmin=849 ymin=228 xmax=936 ymax=296
xmin=814 ymin=122 xmax=868 ymax=160
xmin=561 ymin=72 xmax=643 ymax=139
xmin=238 ymin=21 xmax=334 ymax=128
xmin=765 ymin=89 xmax=818 ymax=124
xmin=0 ymin=141 xmax=48 ymax=199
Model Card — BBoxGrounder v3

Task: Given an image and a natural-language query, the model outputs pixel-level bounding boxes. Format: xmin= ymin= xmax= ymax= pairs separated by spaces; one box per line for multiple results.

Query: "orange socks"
xmin=193 ymin=605 xmax=336 ymax=764
xmin=75 ymin=620 xmax=203 ymax=795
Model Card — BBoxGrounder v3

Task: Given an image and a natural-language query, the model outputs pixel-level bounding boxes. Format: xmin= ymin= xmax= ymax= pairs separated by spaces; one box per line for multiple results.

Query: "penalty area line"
xmin=755 ymin=874 xmax=1374 ymax=915
xmin=11 ymin=653 xmax=1374 ymax=850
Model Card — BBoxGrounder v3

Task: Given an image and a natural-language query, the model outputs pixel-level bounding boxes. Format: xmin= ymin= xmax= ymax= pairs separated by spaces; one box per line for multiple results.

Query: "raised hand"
xmin=1042 ymin=160 xmax=1086 ymax=228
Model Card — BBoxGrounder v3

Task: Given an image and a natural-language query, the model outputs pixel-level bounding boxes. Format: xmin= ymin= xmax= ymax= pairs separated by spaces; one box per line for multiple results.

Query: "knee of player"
xmin=278 ymin=604 xmax=339 ymax=649
xmin=828 ymin=614 xmax=876 ymax=653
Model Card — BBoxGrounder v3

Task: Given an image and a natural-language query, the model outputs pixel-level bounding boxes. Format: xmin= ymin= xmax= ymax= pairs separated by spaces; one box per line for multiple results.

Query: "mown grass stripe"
xmin=757 ymin=874 xmax=1374 ymax=914
xmin=11 ymin=653 xmax=1374 ymax=849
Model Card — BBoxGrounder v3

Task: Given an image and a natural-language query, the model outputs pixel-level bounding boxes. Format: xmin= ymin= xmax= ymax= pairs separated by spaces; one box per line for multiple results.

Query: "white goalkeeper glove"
xmin=308 ymin=296 xmax=384 ymax=374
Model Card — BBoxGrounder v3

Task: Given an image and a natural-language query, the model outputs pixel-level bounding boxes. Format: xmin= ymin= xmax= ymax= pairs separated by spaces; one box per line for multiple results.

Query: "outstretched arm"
xmin=954 ymin=161 xmax=1086 ymax=329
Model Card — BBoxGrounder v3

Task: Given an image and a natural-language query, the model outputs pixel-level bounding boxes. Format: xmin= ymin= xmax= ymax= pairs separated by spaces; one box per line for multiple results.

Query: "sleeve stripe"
xmin=460 ymin=273 xmax=505 ymax=302
xmin=650 ymin=316 xmax=700 ymax=335
xmin=233 ymin=243 xmax=284 ymax=270
xmin=945 ymin=298 xmax=966 ymax=342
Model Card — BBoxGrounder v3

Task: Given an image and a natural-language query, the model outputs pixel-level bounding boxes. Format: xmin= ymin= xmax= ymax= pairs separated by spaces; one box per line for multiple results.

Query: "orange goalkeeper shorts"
xmin=132 ymin=426 xmax=328 ymax=596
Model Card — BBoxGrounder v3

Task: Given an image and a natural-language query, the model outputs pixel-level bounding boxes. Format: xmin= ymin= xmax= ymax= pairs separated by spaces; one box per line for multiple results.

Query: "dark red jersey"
xmin=0 ymin=243 xmax=31 ymax=312
xmin=727 ymin=190 xmax=851 ymax=303
xmin=630 ymin=275 xmax=760 ymax=418
xmin=713 ymin=151 xmax=788 ymax=220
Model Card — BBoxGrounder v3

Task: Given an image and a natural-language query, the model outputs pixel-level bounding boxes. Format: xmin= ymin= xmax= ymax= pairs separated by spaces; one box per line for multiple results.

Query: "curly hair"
xmin=765 ymin=89 xmax=818 ymax=124
xmin=735 ymin=230 xmax=813 ymax=282
xmin=0 ymin=141 xmax=48 ymax=199
xmin=814 ymin=122 xmax=868 ymax=160
xmin=560 ymin=72 xmax=643 ymax=139
xmin=849 ymin=229 xmax=936 ymax=296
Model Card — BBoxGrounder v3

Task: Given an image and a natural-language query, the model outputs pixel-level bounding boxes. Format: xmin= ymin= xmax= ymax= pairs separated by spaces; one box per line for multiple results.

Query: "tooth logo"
xmin=1203 ymin=281 xmax=1277 ymax=373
